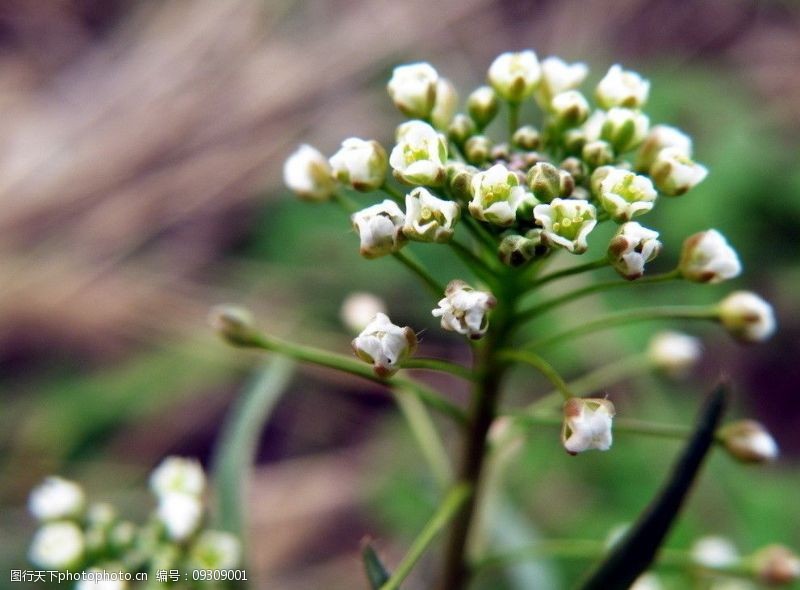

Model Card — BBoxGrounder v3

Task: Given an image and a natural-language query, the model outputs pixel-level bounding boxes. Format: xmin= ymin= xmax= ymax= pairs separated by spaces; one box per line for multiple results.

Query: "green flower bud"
xmin=559 ymin=170 xmax=575 ymax=197
xmin=467 ymin=85 xmax=499 ymax=129
xmin=431 ymin=78 xmax=459 ymax=130
xmin=448 ymin=113 xmax=476 ymax=146
xmin=512 ymin=125 xmax=541 ymax=150
xmin=208 ymin=305 xmax=256 ymax=347
xmin=582 ymin=140 xmax=614 ymax=168
xmin=488 ymin=50 xmax=541 ymax=102
xmin=550 ymin=90 xmax=590 ymax=126
xmin=329 ymin=138 xmax=388 ymax=192
xmin=600 ymin=107 xmax=649 ymax=153
xmin=527 ymin=162 xmax=561 ymax=202
xmin=563 ymin=129 xmax=586 ymax=154
xmin=387 ymin=62 xmax=438 ymax=119
xmin=560 ymin=157 xmax=586 ymax=184
xmin=465 ymin=135 xmax=493 ymax=165
xmin=446 ymin=163 xmax=475 ymax=201
xmin=498 ymin=230 xmax=546 ymax=267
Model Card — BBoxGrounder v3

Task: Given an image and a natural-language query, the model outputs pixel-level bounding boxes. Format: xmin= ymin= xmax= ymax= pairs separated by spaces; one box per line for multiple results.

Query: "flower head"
xmin=647 ymin=331 xmax=702 ymax=377
xmin=390 ymin=121 xmax=448 ymax=186
xmin=329 ymin=138 xmax=387 ymax=192
xmin=718 ymin=291 xmax=776 ymax=343
xmin=28 ymin=476 xmax=86 ymax=521
xmin=352 ymin=313 xmax=417 ymax=377
xmin=534 ymin=198 xmax=597 ymax=254
xmin=595 ymin=64 xmax=650 ymax=109
xmin=719 ymin=420 xmax=779 ymax=463
xmin=351 ymin=199 xmax=407 ymax=258
xmin=469 ymin=164 xmax=534 ymax=226
xmin=535 ymin=56 xmax=588 ymax=106
xmin=488 ymin=50 xmax=541 ymax=102
xmin=157 ymin=492 xmax=203 ymax=541
xmin=387 ymin=62 xmax=439 ymax=119
xmin=403 ymin=187 xmax=460 ymax=243
xmin=29 ymin=522 xmax=85 ymax=569
xmin=598 ymin=168 xmax=657 ymax=222
xmin=432 ymin=280 xmax=496 ymax=339
xmin=635 ymin=125 xmax=693 ymax=172
xmin=650 ymin=147 xmax=708 ymax=196
xmin=561 ymin=397 xmax=616 ymax=455
xmin=679 ymin=230 xmax=741 ymax=283
xmin=283 ymin=145 xmax=335 ymax=202
xmin=607 ymin=222 xmax=661 ymax=280
xmin=340 ymin=292 xmax=387 ymax=333
xmin=150 ymin=457 xmax=206 ymax=499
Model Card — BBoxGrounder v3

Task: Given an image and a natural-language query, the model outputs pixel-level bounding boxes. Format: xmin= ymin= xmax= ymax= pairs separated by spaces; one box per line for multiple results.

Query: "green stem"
xmin=382 ymin=183 xmax=406 ymax=204
xmin=461 ymin=214 xmax=499 ymax=254
xmin=379 ymin=484 xmax=473 ymax=590
xmin=448 ymin=239 xmax=499 ymax=288
xmin=526 ymin=257 xmax=610 ymax=291
xmin=243 ymin=331 xmax=466 ymax=423
xmin=498 ymin=349 xmax=574 ymax=400
xmin=525 ymin=305 xmax=719 ymax=350
xmin=401 ymin=357 xmax=474 ymax=381
xmin=392 ymin=250 xmax=446 ymax=297
xmin=333 ymin=190 xmax=359 ymax=213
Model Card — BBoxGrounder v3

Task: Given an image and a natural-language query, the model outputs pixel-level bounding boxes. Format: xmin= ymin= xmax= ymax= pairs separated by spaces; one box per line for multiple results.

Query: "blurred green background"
xmin=0 ymin=0 xmax=798 ymax=588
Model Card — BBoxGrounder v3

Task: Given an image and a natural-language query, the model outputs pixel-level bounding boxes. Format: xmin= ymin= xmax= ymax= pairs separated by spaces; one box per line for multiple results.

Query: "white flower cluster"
xmin=27 ymin=457 xmax=241 ymax=586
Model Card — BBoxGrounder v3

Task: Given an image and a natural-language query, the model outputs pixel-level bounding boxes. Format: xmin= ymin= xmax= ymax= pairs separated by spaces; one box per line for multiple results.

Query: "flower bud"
xmin=190 ymin=531 xmax=242 ymax=571
xmin=432 ymin=280 xmax=496 ymax=339
xmin=351 ymin=199 xmax=407 ymax=258
xmin=596 ymin=64 xmax=650 ymax=109
xmin=158 ymin=492 xmax=203 ymax=541
xmin=753 ymin=545 xmax=800 ymax=585
xmin=691 ymin=536 xmax=740 ymax=568
xmin=550 ymin=90 xmax=590 ymax=126
xmin=387 ymin=62 xmax=438 ymax=119
xmin=647 ymin=331 xmax=701 ymax=378
xmin=329 ymin=138 xmax=387 ymax=192
xmin=340 ymin=292 xmax=387 ymax=333
xmin=28 ymin=476 xmax=86 ymax=521
xmin=598 ymin=168 xmax=657 ymax=222
xmin=719 ymin=420 xmax=779 ymax=463
xmin=488 ymin=50 xmax=541 ymax=102
xmin=534 ymin=198 xmax=597 ymax=254
xmin=512 ymin=125 xmax=541 ymax=150
xmin=469 ymin=164 xmax=533 ymax=226
xmin=448 ymin=114 xmax=476 ymax=146
xmin=601 ymin=107 xmax=650 ymax=153
xmin=447 ymin=163 xmax=475 ymax=201
xmin=431 ymin=78 xmax=459 ymax=130
xmin=561 ymin=397 xmax=615 ymax=455
xmin=563 ymin=129 xmax=587 ymax=154
xmin=498 ymin=230 xmax=546 ymax=267
xmin=535 ymin=56 xmax=588 ymax=107
xmin=403 ymin=187 xmax=460 ymax=243
xmin=635 ymin=125 xmax=693 ymax=172
xmin=150 ymin=456 xmax=206 ymax=498
xmin=283 ymin=145 xmax=335 ymax=202
xmin=718 ymin=291 xmax=776 ymax=343
xmin=208 ymin=304 xmax=256 ymax=347
xmin=650 ymin=147 xmax=708 ymax=196
xmin=560 ymin=157 xmax=586 ymax=184
xmin=464 ymin=135 xmax=493 ymax=165
xmin=527 ymin=162 xmax=562 ymax=202
xmin=679 ymin=230 xmax=741 ymax=283
xmin=352 ymin=313 xmax=417 ymax=377
xmin=29 ymin=522 xmax=85 ymax=569
xmin=608 ymin=222 xmax=661 ymax=280
xmin=559 ymin=170 xmax=575 ymax=197
xmin=390 ymin=121 xmax=448 ymax=186
xmin=582 ymin=140 xmax=615 ymax=168
xmin=467 ymin=85 xmax=499 ymax=129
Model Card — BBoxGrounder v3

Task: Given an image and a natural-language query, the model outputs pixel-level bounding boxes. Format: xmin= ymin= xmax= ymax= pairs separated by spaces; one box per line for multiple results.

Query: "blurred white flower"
xmin=607 ymin=222 xmax=662 ymax=280
xmin=431 ymin=78 xmax=459 ymax=130
xmin=467 ymin=85 xmax=499 ymax=129
xmin=190 ymin=530 xmax=242 ymax=571
xmin=329 ymin=138 xmax=387 ymax=192
xmin=647 ymin=331 xmax=702 ymax=377
xmin=561 ymin=398 xmax=615 ymax=455
xmin=678 ymin=229 xmax=741 ymax=283
xmin=635 ymin=125 xmax=693 ymax=172
xmin=488 ymin=50 xmax=541 ymax=102
xmin=534 ymin=198 xmax=597 ymax=254
xmin=630 ymin=573 xmax=662 ymax=590
xmin=691 ymin=536 xmax=740 ymax=568
xmin=351 ymin=199 xmax=407 ymax=258
xmin=719 ymin=420 xmax=779 ymax=463
xmin=535 ymin=56 xmax=588 ymax=106
xmin=28 ymin=476 xmax=85 ymax=521
xmin=390 ymin=121 xmax=448 ymax=186
xmin=387 ymin=62 xmax=438 ymax=119
xmin=432 ymin=280 xmax=496 ymax=339
xmin=754 ymin=545 xmax=800 ymax=585
xmin=550 ymin=90 xmax=590 ymax=125
xmin=157 ymin=492 xmax=203 ymax=542
xmin=150 ymin=457 xmax=206 ymax=499
xmin=469 ymin=164 xmax=532 ymax=226
xmin=352 ymin=313 xmax=417 ymax=378
xmin=598 ymin=168 xmax=657 ymax=222
xmin=340 ymin=292 xmax=387 ymax=333
xmin=29 ymin=522 xmax=85 ymax=569
xmin=283 ymin=145 xmax=335 ymax=202
xmin=718 ymin=291 xmax=776 ymax=343
xmin=650 ymin=147 xmax=708 ymax=196
xmin=403 ymin=187 xmax=460 ymax=243
xmin=76 ymin=571 xmax=128 ymax=590
xmin=595 ymin=64 xmax=650 ymax=109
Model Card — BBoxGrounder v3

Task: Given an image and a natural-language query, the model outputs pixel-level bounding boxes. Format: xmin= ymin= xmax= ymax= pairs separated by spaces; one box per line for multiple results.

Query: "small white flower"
xmin=432 ymin=280 xmax=496 ymax=340
xmin=390 ymin=121 xmax=448 ymax=186
xmin=340 ymin=292 xmax=387 ymax=333
xmin=635 ymin=125 xmax=693 ymax=172
xmin=469 ymin=164 xmax=533 ymax=226
xmin=157 ymin=492 xmax=203 ymax=542
xmin=29 ymin=521 xmax=85 ymax=569
xmin=190 ymin=530 xmax=242 ymax=571
xmin=596 ymin=64 xmax=650 ymax=109
xmin=679 ymin=229 xmax=741 ymax=283
xmin=598 ymin=168 xmax=657 ymax=222
xmin=582 ymin=110 xmax=607 ymax=142
xmin=719 ymin=420 xmax=779 ymax=463
xmin=550 ymin=90 xmax=590 ymax=125
xmin=76 ymin=571 xmax=128 ymax=590
xmin=329 ymin=138 xmax=387 ymax=192
xmin=650 ymin=147 xmax=708 ymax=196
xmin=534 ymin=198 xmax=597 ymax=254
xmin=601 ymin=107 xmax=650 ymax=153
xmin=607 ymin=222 xmax=662 ymax=280
xmin=647 ymin=331 xmax=702 ymax=377
xmin=352 ymin=313 xmax=417 ymax=377
xmin=431 ymin=78 xmax=459 ymax=130
xmin=351 ymin=199 xmax=406 ymax=258
xmin=283 ymin=145 xmax=335 ymax=202
xmin=403 ymin=187 xmax=460 ymax=243
xmin=691 ymin=536 xmax=740 ymax=568
xmin=561 ymin=398 xmax=616 ymax=455
xmin=28 ymin=476 xmax=86 ymax=521
xmin=387 ymin=62 xmax=439 ymax=119
xmin=718 ymin=291 xmax=776 ymax=343
xmin=150 ymin=456 xmax=206 ymax=499
xmin=488 ymin=50 xmax=541 ymax=102
xmin=467 ymin=85 xmax=500 ymax=129
xmin=630 ymin=573 xmax=663 ymax=590
xmin=535 ymin=56 xmax=588 ymax=106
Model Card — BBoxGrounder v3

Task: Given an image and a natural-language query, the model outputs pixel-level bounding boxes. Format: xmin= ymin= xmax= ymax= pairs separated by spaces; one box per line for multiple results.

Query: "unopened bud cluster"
xmin=27 ymin=458 xmax=241 ymax=587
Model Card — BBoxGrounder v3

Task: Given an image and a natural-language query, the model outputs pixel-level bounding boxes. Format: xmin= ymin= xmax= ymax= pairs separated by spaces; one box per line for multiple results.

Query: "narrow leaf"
xmin=362 ymin=538 xmax=392 ymax=589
